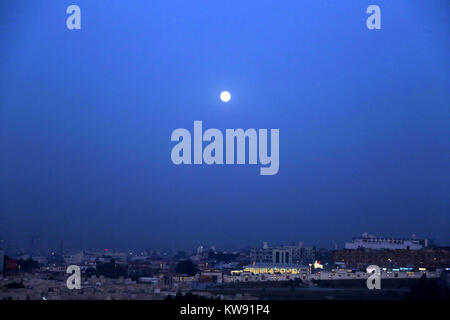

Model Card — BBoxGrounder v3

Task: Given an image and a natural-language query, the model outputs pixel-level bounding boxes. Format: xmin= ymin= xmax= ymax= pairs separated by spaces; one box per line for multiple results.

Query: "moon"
xmin=220 ymin=91 xmax=231 ymax=103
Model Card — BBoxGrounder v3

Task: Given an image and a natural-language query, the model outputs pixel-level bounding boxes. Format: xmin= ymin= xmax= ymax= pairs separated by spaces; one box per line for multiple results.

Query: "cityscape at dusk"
xmin=1 ymin=233 xmax=449 ymax=300
xmin=0 ymin=0 xmax=449 ymax=314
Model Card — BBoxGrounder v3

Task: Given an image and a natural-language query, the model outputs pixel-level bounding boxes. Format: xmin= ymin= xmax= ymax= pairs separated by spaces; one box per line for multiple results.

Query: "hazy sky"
xmin=0 ymin=1 xmax=449 ymax=251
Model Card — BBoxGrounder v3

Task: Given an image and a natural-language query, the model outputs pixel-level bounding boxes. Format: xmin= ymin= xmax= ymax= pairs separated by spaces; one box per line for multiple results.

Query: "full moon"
xmin=220 ymin=91 xmax=231 ymax=103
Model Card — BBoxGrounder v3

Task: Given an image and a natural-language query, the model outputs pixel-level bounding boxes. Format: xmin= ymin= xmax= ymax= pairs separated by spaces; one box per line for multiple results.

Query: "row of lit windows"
xmin=242 ymin=267 xmax=302 ymax=275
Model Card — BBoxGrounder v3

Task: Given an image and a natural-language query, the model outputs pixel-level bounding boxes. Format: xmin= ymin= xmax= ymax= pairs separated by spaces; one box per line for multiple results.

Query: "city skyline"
xmin=0 ymin=232 xmax=446 ymax=255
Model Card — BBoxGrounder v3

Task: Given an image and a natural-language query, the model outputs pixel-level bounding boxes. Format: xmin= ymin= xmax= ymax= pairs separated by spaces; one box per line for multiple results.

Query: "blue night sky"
xmin=0 ymin=1 xmax=449 ymax=251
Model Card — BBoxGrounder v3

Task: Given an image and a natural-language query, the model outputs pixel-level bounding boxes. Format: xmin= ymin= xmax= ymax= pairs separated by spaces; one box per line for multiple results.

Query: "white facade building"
xmin=345 ymin=233 xmax=425 ymax=250
xmin=250 ymin=242 xmax=306 ymax=264
xmin=63 ymin=252 xmax=83 ymax=265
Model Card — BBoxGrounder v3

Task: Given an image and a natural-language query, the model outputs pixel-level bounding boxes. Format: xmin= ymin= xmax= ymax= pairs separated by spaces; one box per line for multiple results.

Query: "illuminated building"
xmin=332 ymin=247 xmax=450 ymax=270
xmin=313 ymin=260 xmax=324 ymax=269
xmin=250 ymin=242 xmax=314 ymax=264
xmin=345 ymin=233 xmax=427 ymax=250
xmin=231 ymin=263 xmax=309 ymax=275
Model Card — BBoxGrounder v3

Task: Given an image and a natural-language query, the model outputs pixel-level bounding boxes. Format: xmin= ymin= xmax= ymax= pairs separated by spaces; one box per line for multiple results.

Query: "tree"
xmin=96 ymin=259 xmax=127 ymax=279
xmin=85 ymin=267 xmax=97 ymax=278
xmin=165 ymin=292 xmax=207 ymax=301
xmin=208 ymin=250 xmax=239 ymax=263
xmin=17 ymin=258 xmax=39 ymax=272
xmin=6 ymin=282 xmax=25 ymax=289
xmin=175 ymin=260 xmax=198 ymax=276
xmin=405 ymin=274 xmax=448 ymax=300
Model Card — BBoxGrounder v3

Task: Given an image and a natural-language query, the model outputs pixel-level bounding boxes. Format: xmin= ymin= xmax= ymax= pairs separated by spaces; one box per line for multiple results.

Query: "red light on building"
xmin=5 ymin=259 xmax=18 ymax=271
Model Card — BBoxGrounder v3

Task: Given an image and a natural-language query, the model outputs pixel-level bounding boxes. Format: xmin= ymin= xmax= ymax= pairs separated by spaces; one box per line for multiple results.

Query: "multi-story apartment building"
xmin=332 ymin=247 xmax=450 ymax=270
xmin=250 ymin=242 xmax=313 ymax=264
xmin=345 ymin=233 xmax=427 ymax=250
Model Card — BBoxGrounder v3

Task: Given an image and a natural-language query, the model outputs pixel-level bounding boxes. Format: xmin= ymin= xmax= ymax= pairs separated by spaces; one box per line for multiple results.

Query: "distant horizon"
xmin=2 ymin=231 xmax=448 ymax=255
